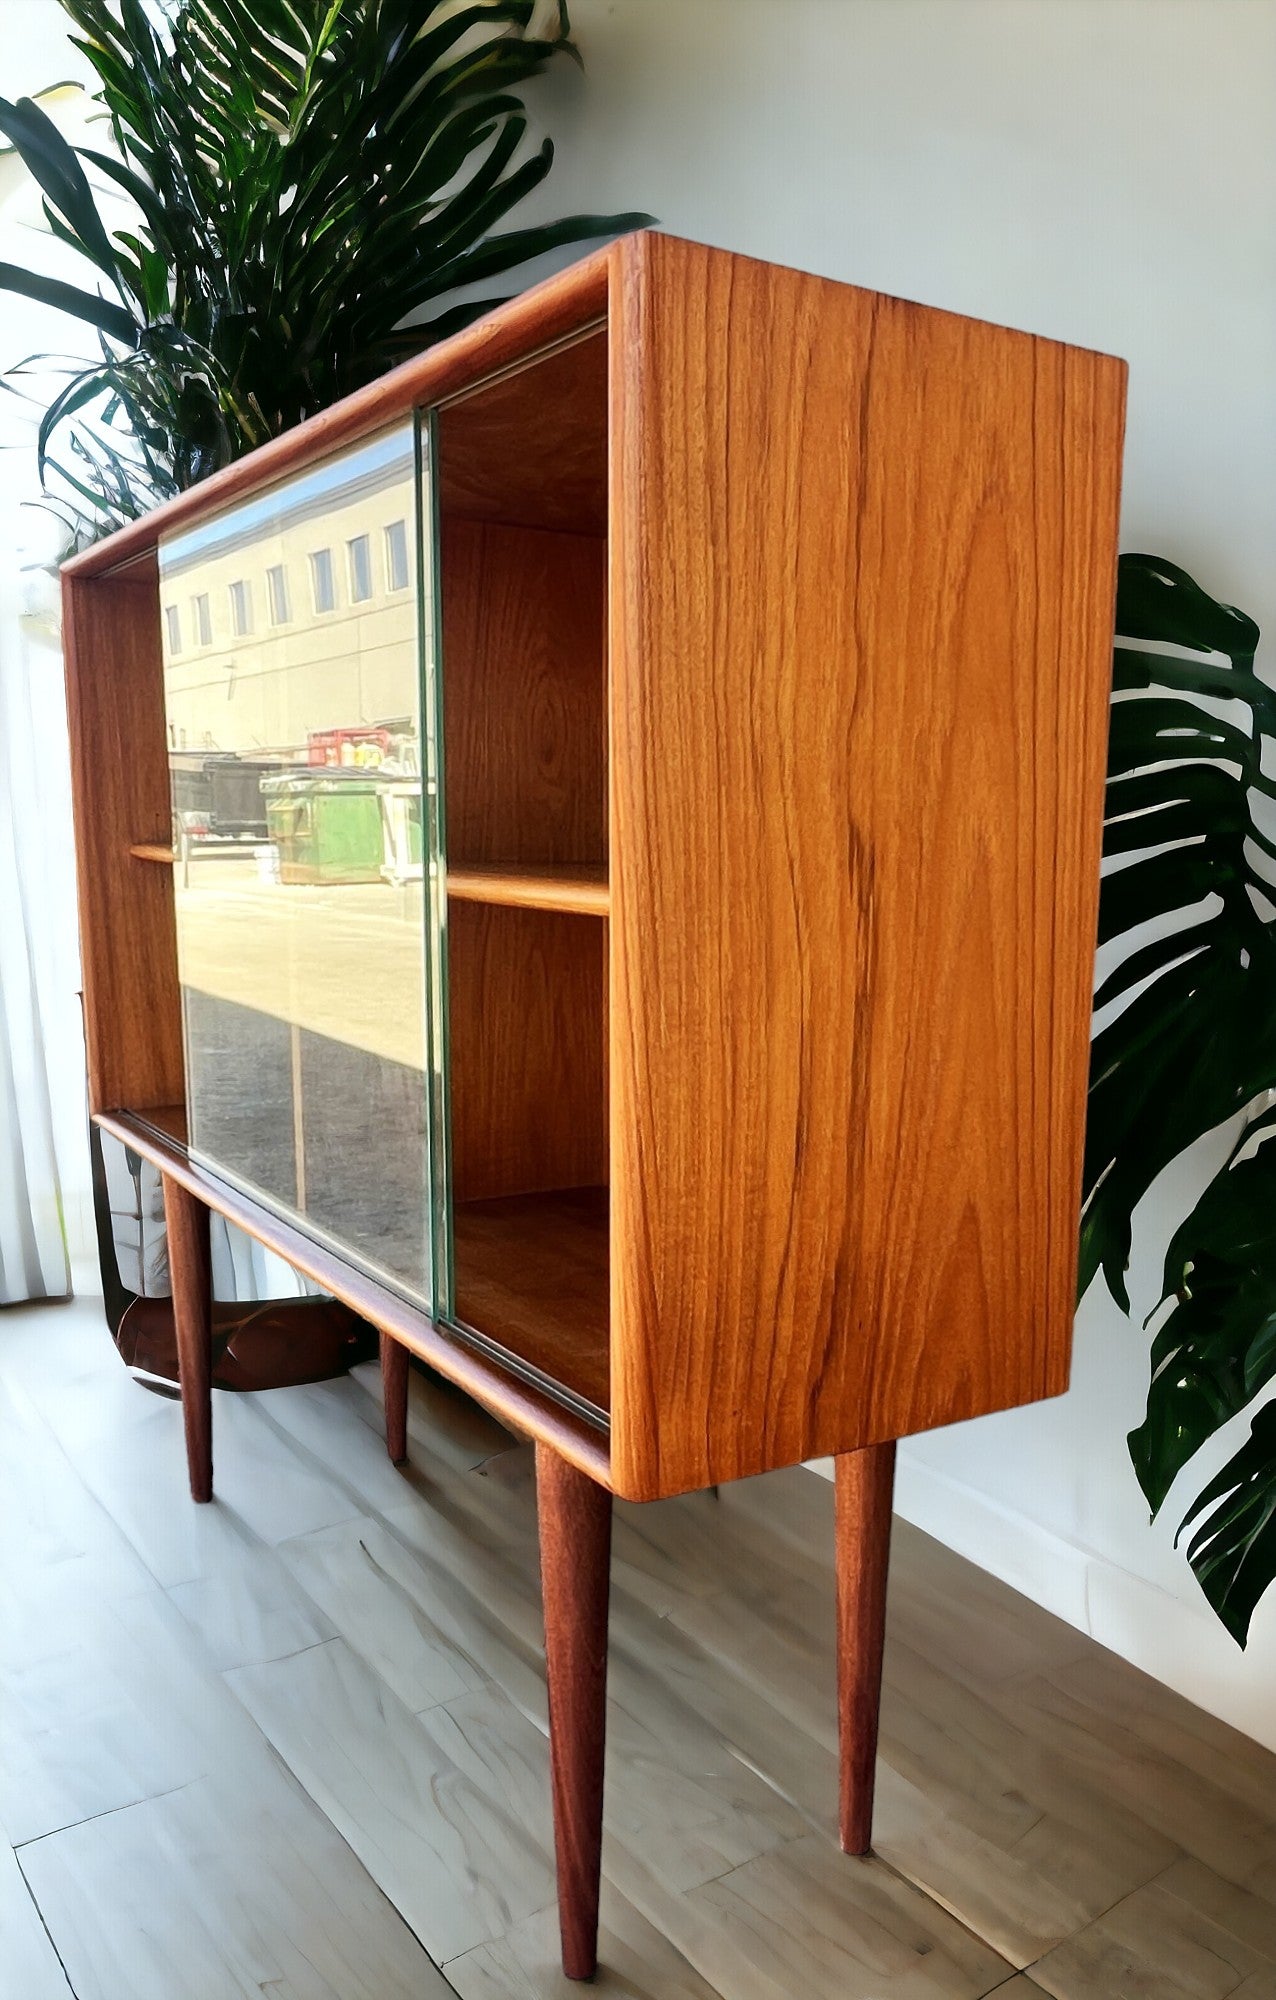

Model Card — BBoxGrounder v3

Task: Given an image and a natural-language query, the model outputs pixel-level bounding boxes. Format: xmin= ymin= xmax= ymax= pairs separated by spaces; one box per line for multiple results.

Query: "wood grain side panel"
xmin=62 ymin=569 xmax=184 ymax=1114
xmin=608 ymin=234 xmax=1125 ymax=1500
xmin=440 ymin=520 xmax=606 ymax=869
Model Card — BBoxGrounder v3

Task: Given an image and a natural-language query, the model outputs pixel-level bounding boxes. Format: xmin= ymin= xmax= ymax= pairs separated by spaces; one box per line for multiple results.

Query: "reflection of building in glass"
xmin=157 ymin=424 xmax=432 ymax=1303
xmin=385 ymin=519 xmax=409 ymax=592
xmin=348 ymin=534 xmax=372 ymax=603
xmin=160 ymin=430 xmax=418 ymax=759
xmin=267 ymin=564 xmax=289 ymax=627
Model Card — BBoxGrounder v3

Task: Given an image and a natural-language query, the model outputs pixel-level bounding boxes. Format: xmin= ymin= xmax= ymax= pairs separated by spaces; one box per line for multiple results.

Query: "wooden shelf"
xmin=129 ymin=847 xmax=609 ymax=913
xmin=453 ymin=1185 xmax=609 ymax=1416
xmin=446 ymin=862 xmax=608 ymax=917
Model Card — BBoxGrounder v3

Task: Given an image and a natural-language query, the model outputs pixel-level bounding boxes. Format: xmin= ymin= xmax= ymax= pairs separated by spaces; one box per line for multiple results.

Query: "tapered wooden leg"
xmin=381 ymin=1332 xmax=409 ymax=1464
xmin=835 ymin=1439 xmax=896 ymax=1854
xmin=536 ymin=1443 xmax=611 ymax=1981
xmin=161 ymin=1176 xmax=213 ymax=1504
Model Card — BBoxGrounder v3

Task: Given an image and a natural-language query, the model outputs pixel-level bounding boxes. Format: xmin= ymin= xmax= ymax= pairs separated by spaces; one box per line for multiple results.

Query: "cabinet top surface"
xmin=59 ymin=228 xmax=1124 ymax=587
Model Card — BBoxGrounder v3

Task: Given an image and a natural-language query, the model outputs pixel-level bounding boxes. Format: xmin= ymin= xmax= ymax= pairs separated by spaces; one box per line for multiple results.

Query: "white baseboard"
xmin=809 ymin=1449 xmax=1276 ymax=1756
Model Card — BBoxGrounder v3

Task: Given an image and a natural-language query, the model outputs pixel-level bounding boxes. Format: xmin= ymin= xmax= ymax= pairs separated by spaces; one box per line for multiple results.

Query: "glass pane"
xmin=159 ymin=423 xmax=433 ymax=1305
xmin=423 ymin=348 xmax=612 ymax=1423
xmin=418 ymin=409 xmax=453 ymax=1323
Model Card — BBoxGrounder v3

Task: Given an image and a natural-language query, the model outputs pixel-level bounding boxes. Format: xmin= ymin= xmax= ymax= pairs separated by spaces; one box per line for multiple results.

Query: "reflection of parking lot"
xmin=183 ymin=985 xmax=430 ymax=1299
xmin=175 ymin=855 xmax=427 ymax=1068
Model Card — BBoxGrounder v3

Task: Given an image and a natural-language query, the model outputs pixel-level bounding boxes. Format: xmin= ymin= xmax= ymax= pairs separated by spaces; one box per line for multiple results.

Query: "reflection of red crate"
xmin=307 ymin=726 xmax=392 ymax=767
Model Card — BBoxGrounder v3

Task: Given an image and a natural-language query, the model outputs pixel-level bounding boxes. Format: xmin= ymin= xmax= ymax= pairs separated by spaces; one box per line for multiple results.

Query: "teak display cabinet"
xmin=61 ymin=231 xmax=1126 ymax=1979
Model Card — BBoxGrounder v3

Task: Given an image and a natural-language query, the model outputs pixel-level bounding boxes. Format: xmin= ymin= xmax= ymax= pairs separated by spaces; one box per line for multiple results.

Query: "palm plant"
xmin=0 ymin=0 xmax=646 ymax=547
xmin=1086 ymin=551 xmax=1276 ymax=1644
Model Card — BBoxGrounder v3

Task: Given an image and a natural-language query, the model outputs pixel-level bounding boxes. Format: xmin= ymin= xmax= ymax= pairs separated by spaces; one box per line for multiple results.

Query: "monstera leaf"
xmin=1131 ymin=1104 xmax=1276 ymax=1516
xmin=1179 ymin=1401 xmax=1276 ymax=1646
xmin=0 ymin=0 xmax=649 ymax=544
xmin=1085 ymin=553 xmax=1276 ymax=1643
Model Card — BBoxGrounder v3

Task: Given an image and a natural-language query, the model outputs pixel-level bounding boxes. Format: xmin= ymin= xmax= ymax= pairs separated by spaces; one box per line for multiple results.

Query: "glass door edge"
xmin=417 ymin=405 xmax=455 ymax=1323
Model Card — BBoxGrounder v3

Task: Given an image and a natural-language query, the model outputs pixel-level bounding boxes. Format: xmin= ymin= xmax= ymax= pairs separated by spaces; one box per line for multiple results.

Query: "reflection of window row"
xmin=164 ymin=518 xmax=410 ymax=653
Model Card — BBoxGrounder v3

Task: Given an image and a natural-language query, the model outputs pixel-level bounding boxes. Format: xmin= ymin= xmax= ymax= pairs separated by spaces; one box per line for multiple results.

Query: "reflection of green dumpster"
xmin=380 ymin=778 xmax=424 ymax=885
xmin=262 ymin=774 xmax=385 ymax=885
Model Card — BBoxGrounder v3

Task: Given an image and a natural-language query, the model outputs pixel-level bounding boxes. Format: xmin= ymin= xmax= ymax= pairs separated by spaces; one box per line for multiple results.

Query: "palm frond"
xmin=1 ymin=0 xmax=651 ymax=547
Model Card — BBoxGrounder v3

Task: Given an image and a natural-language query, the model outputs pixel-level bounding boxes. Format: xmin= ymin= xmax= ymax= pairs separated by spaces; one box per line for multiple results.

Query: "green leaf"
xmin=36 ymin=365 xmax=115 ymax=484
xmin=0 ymin=82 xmax=83 ymax=154
xmin=1081 ymin=933 xmax=1269 ymax=1311
xmin=1085 ymin=556 xmax=1275 ymax=1317
xmin=78 ymin=146 xmax=172 ymax=244
xmin=0 ymin=259 xmax=136 ymax=342
xmin=0 ymin=94 xmax=124 ymax=287
xmin=1124 ymin=1104 xmax=1276 ymax=1515
xmin=385 ymin=293 xmax=513 ymax=349
xmin=1178 ymin=1402 xmax=1276 ymax=1647
xmin=1093 ymin=554 xmax=1276 ymax=1645
xmin=417 ymin=210 xmax=650 ymax=301
xmin=1091 ymin=927 xmax=1207 ymax=1014
xmin=5 ymin=0 xmax=651 ymax=548
xmin=1116 ymin=551 xmax=1259 ymax=661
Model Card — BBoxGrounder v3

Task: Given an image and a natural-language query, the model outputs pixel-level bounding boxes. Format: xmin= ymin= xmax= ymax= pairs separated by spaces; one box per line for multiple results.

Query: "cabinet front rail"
xmin=96 ymin=1108 xmax=612 ymax=1489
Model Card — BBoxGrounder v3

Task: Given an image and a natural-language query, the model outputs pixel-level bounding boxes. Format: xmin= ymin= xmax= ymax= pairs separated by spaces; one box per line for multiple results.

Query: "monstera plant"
xmin=1086 ymin=552 xmax=1276 ymax=1645
xmin=0 ymin=0 xmax=645 ymax=546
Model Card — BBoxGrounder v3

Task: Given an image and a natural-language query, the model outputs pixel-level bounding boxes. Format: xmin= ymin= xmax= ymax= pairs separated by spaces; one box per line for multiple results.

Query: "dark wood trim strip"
xmin=835 ymin=1439 xmax=896 ymax=1853
xmin=536 ymin=1442 xmax=611 ymax=1980
xmin=380 ymin=1333 xmax=410 ymax=1465
xmin=161 ymin=1175 xmax=213 ymax=1502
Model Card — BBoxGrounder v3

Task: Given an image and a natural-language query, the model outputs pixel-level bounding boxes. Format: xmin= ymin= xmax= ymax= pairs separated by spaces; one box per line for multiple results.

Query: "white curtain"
xmin=0 ymin=53 xmax=97 ymax=1302
xmin=0 ymin=558 xmax=78 ymax=1301
xmin=0 ymin=55 xmax=313 ymax=1308
xmin=0 ymin=539 xmax=317 ymax=1309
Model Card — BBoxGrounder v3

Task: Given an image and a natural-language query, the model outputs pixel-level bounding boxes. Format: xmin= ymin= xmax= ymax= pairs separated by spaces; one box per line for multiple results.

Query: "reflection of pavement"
xmin=183 ymin=987 xmax=430 ymax=1301
xmin=175 ymin=856 xmax=427 ymax=1069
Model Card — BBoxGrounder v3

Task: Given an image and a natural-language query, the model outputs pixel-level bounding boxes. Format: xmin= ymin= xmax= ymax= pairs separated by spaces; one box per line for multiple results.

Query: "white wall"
xmin=515 ymin=0 xmax=1276 ymax=1744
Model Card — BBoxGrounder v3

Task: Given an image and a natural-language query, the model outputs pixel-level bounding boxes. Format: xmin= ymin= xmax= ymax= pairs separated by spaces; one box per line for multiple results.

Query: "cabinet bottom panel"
xmin=452 ymin=1184 xmax=609 ymax=1418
